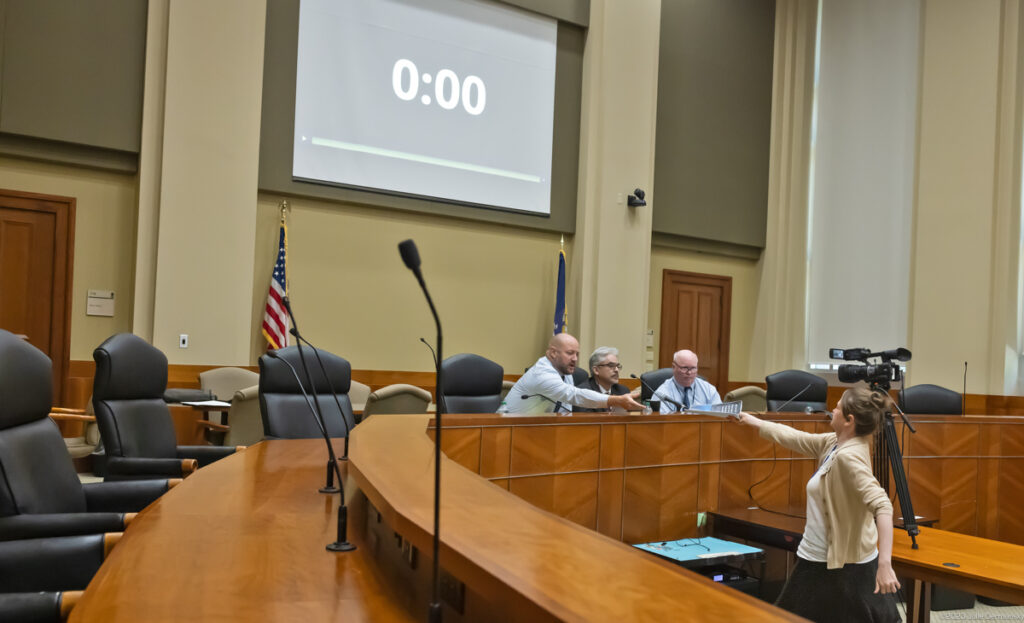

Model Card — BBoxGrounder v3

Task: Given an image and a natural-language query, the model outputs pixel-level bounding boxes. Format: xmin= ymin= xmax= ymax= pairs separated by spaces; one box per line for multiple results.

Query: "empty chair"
xmin=441 ymin=353 xmax=504 ymax=413
xmin=258 ymin=345 xmax=357 ymax=438
xmin=199 ymin=366 xmax=259 ymax=401
xmin=362 ymin=384 xmax=432 ymax=417
xmin=899 ymin=383 xmax=962 ymax=415
xmin=0 ymin=534 xmax=116 ymax=622
xmin=349 ymin=380 xmax=371 ymax=414
xmin=92 ymin=333 xmax=238 ymax=480
xmin=222 ymin=386 xmax=264 ymax=447
xmin=765 ymin=370 xmax=828 ymax=412
xmin=0 ymin=330 xmax=172 ymax=540
xmin=724 ymin=385 xmax=768 ymax=412
xmin=640 ymin=367 xmax=673 ymax=402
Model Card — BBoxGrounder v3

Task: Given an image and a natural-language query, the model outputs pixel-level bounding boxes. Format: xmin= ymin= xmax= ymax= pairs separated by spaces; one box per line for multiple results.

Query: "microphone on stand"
xmin=281 ymin=296 xmax=341 ymax=490
xmin=420 ymin=337 xmax=445 ymax=413
xmin=266 ymin=349 xmax=355 ymax=552
xmin=289 ymin=327 xmax=354 ymax=460
xmin=629 ymin=374 xmax=682 ymax=412
xmin=399 ymin=239 xmax=444 ymax=623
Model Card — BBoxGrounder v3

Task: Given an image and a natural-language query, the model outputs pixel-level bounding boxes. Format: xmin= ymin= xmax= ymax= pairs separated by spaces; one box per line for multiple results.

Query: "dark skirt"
xmin=775 ymin=557 xmax=900 ymax=623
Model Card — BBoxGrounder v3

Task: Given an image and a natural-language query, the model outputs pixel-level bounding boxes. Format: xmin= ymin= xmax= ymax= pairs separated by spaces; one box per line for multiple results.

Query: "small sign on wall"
xmin=86 ymin=290 xmax=115 ymax=317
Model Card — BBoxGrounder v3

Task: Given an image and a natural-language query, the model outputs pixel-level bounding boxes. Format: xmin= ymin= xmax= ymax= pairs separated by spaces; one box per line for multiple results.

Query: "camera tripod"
xmin=869 ymin=380 xmax=920 ymax=549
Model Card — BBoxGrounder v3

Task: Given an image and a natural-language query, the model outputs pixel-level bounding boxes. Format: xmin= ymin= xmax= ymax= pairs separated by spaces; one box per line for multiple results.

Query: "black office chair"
xmin=258 ymin=346 xmax=357 ymax=437
xmin=765 ymin=370 xmax=828 ymax=412
xmin=898 ymin=383 xmax=962 ymax=415
xmin=441 ymin=353 xmax=504 ymax=413
xmin=572 ymin=367 xmax=589 ymax=386
xmin=0 ymin=329 xmax=172 ymax=540
xmin=0 ymin=534 xmax=116 ymax=622
xmin=92 ymin=333 xmax=237 ymax=480
xmin=640 ymin=367 xmax=673 ymax=402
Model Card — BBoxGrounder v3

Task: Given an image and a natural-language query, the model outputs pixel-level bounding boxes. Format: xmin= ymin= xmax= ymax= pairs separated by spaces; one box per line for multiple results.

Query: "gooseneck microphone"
xmin=266 ymin=349 xmax=355 ymax=552
xmin=399 ymin=239 xmax=444 ymax=623
xmin=771 ymin=383 xmax=813 ymax=413
xmin=419 ymin=337 xmax=445 ymax=412
xmin=281 ymin=296 xmax=342 ymax=491
xmin=629 ymin=374 xmax=682 ymax=412
xmin=289 ymin=327 xmax=354 ymax=460
xmin=962 ymin=361 xmax=968 ymax=416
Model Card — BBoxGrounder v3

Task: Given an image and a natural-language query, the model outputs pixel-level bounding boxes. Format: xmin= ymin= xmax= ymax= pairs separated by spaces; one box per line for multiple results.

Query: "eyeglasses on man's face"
xmin=673 ymin=364 xmax=698 ymax=373
xmin=597 ymin=362 xmax=623 ymax=370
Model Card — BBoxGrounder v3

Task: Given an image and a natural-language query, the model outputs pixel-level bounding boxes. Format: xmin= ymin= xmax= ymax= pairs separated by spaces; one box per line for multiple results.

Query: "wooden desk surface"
xmin=892 ymin=526 xmax=1024 ymax=604
xmin=72 ymin=416 xmax=804 ymax=622
xmin=710 ymin=508 xmax=1024 ymax=605
xmin=70 ymin=440 xmax=417 ymax=623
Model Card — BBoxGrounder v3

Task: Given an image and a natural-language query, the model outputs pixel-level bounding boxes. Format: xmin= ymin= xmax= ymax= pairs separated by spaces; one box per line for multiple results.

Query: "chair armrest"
xmin=0 ymin=593 xmax=63 ymax=622
xmin=176 ymin=445 xmax=236 ymax=467
xmin=48 ymin=412 xmax=96 ymax=423
xmin=0 ymin=533 xmax=119 ymax=591
xmin=105 ymin=456 xmax=193 ymax=479
xmin=0 ymin=513 xmax=125 ymax=541
xmin=234 ymin=384 xmax=259 ymax=401
xmin=195 ymin=420 xmax=230 ymax=433
xmin=82 ymin=480 xmax=171 ymax=513
xmin=50 ymin=407 xmax=86 ymax=415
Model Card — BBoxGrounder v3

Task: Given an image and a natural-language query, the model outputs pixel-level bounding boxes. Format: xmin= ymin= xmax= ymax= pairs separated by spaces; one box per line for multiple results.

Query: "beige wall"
xmin=0 ymin=156 xmax=137 ymax=359
xmin=648 ymin=245 xmax=760 ymax=383
xmin=250 ymin=194 xmax=572 ymax=373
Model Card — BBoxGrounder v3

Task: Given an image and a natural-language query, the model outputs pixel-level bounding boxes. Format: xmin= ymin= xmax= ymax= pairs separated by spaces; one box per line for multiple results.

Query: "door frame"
xmin=0 ymin=188 xmax=76 ymax=403
xmin=658 ymin=269 xmax=732 ymax=390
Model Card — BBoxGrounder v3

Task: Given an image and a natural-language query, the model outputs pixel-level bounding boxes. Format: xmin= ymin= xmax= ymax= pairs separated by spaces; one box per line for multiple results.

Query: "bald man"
xmin=654 ymin=349 xmax=722 ymax=414
xmin=502 ymin=333 xmax=644 ymax=415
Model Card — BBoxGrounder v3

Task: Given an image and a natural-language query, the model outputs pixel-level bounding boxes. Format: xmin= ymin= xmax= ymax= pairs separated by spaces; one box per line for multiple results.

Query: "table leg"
xmin=903 ymin=578 xmax=933 ymax=623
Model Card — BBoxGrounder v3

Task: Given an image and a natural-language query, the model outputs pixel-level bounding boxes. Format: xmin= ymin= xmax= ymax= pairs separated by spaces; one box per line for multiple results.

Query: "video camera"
xmin=829 ymin=347 xmax=912 ymax=390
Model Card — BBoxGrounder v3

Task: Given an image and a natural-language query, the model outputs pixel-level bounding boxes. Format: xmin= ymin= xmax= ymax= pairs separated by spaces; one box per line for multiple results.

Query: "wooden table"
xmin=709 ymin=507 xmax=1024 ymax=623
xmin=71 ymin=416 xmax=805 ymax=622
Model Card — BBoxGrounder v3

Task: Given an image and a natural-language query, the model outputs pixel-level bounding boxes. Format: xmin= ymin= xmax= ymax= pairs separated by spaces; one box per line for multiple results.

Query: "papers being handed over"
xmin=682 ymin=400 xmax=742 ymax=418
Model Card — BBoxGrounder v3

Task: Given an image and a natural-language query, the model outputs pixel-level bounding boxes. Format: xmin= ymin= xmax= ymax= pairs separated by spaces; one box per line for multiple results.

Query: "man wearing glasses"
xmin=503 ymin=334 xmax=643 ymax=415
xmin=574 ymin=347 xmax=638 ymax=413
xmin=655 ymin=349 xmax=722 ymax=414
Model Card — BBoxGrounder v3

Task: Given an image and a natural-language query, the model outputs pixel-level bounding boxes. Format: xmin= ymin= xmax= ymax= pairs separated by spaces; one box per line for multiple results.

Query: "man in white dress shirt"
xmin=502 ymin=334 xmax=643 ymax=415
xmin=655 ymin=349 xmax=722 ymax=414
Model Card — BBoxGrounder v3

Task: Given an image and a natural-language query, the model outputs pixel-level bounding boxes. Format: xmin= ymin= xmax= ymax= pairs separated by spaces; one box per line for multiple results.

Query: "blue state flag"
xmin=553 ymin=249 xmax=567 ymax=335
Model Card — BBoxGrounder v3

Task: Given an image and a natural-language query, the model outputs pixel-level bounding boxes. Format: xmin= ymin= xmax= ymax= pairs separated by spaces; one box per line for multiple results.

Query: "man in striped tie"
xmin=502 ymin=333 xmax=644 ymax=415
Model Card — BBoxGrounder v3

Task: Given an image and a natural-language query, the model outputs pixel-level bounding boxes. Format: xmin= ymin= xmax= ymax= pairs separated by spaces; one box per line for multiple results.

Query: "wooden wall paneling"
xmin=999 ymin=458 xmax=1024 ymax=544
xmin=508 ymin=473 xmax=599 ymax=529
xmin=624 ymin=422 xmax=700 ymax=467
xmin=621 ymin=465 xmax=699 ymax=544
xmin=697 ymin=422 xmax=722 ymax=511
xmin=490 ymin=478 xmax=510 ymax=490
xmin=596 ymin=470 xmax=624 ymax=540
xmin=976 ymin=457 xmax=1001 ymax=539
xmin=509 ymin=425 xmax=600 ymax=476
xmin=937 ymin=458 xmax=978 ymax=534
xmin=907 ymin=458 xmax=942 ymax=526
xmin=599 ymin=423 xmax=625 ymax=469
xmin=438 ymin=427 xmax=481 ymax=473
xmin=720 ymin=419 xmax=777 ymax=461
xmin=479 ymin=427 xmax=512 ymax=478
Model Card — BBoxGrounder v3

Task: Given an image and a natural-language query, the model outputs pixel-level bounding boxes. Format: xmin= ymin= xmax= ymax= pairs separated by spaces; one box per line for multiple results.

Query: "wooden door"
xmin=658 ymin=270 xmax=731 ymax=391
xmin=0 ymin=189 xmax=75 ymax=403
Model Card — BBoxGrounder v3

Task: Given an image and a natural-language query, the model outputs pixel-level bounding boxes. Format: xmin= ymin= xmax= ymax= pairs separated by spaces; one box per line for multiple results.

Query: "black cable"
xmin=745 ymin=444 xmax=807 ymax=519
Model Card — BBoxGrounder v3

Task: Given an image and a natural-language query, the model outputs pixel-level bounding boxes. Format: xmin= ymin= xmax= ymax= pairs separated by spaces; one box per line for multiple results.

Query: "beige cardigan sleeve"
xmin=758 ymin=420 xmax=834 ymax=459
xmin=832 ymin=450 xmax=893 ymax=518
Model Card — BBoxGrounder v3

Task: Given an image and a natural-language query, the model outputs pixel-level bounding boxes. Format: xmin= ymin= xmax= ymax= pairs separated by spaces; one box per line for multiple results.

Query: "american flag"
xmin=261 ymin=222 xmax=289 ymax=350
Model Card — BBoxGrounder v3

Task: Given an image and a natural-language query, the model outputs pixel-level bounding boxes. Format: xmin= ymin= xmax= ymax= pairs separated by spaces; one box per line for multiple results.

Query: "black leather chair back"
xmin=0 ymin=330 xmax=87 ymax=516
xmin=441 ymin=353 xmax=504 ymax=413
xmin=258 ymin=346 xmax=356 ymax=438
xmin=92 ymin=333 xmax=178 ymax=460
xmin=765 ymin=370 xmax=828 ymax=412
xmin=572 ymin=367 xmax=589 ymax=386
xmin=899 ymin=383 xmax=962 ymax=415
xmin=640 ymin=368 xmax=673 ymax=401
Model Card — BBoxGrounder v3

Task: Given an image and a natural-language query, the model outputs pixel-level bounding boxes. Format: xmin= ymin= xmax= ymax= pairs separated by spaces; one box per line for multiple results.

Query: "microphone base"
xmin=319 ymin=485 xmax=341 ymax=494
xmin=327 ymin=541 xmax=357 ymax=552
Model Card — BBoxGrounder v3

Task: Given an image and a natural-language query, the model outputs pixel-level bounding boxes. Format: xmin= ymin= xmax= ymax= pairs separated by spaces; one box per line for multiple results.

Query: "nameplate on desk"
xmin=182 ymin=400 xmax=231 ymax=408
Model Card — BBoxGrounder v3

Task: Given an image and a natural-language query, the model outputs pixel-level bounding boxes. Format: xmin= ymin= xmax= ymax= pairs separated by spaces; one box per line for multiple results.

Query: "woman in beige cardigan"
xmin=732 ymin=386 xmax=900 ymax=623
